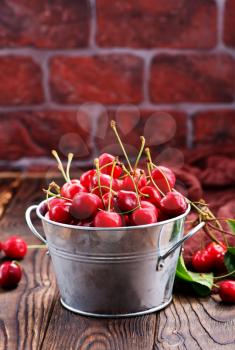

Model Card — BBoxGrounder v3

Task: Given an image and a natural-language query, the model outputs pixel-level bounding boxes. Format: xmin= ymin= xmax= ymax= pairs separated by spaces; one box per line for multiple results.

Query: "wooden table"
xmin=0 ymin=175 xmax=235 ymax=350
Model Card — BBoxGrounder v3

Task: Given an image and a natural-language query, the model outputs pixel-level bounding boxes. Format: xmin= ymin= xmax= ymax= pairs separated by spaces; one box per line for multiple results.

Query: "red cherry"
xmin=80 ymin=169 xmax=96 ymax=190
xmin=94 ymin=210 xmax=123 ymax=227
xmin=140 ymin=200 xmax=158 ymax=217
xmin=80 ymin=219 xmax=94 ymax=227
xmin=70 ymin=193 xmax=102 ymax=220
xmin=117 ymin=190 xmax=138 ymax=212
xmin=131 ymin=206 xmax=158 ymax=226
xmin=157 ymin=210 xmax=169 ymax=222
xmin=99 ymin=153 xmax=122 ymax=178
xmin=218 ymin=280 xmax=235 ymax=303
xmin=61 ymin=179 xmax=87 ymax=199
xmin=124 ymin=215 xmax=131 ymax=226
xmin=0 ymin=261 xmax=22 ymax=289
xmin=206 ymin=242 xmax=227 ymax=272
xmin=122 ymin=169 xmax=147 ymax=191
xmin=140 ymin=186 xmax=161 ymax=208
xmin=47 ymin=198 xmax=68 ymax=210
xmin=3 ymin=236 xmax=27 ymax=259
xmin=49 ymin=204 xmax=71 ymax=224
xmin=90 ymin=174 xmax=120 ymax=196
xmin=192 ymin=249 xmax=214 ymax=272
xmin=102 ymin=192 xmax=115 ymax=210
xmin=160 ymin=191 xmax=187 ymax=217
xmin=150 ymin=166 xmax=176 ymax=194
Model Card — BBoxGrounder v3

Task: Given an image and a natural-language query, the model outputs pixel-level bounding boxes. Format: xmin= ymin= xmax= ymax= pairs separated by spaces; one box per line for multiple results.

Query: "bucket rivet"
xmin=157 ymin=259 xmax=165 ymax=271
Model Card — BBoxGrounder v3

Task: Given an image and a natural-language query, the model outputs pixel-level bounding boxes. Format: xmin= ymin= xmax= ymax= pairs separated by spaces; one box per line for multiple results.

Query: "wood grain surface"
xmin=0 ymin=176 xmax=234 ymax=350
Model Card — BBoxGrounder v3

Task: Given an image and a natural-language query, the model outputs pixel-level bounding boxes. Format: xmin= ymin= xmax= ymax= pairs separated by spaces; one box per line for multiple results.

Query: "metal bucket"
xmin=26 ymin=200 xmax=204 ymax=318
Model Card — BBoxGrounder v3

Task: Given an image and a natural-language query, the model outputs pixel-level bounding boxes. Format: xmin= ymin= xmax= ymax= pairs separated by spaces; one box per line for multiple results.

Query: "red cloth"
xmin=175 ymin=147 xmax=235 ymax=266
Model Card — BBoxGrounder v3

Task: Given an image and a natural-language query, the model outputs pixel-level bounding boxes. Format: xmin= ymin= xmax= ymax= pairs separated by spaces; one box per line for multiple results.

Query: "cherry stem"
xmin=94 ymin=158 xmax=105 ymax=207
xmin=91 ymin=185 xmax=117 ymax=195
xmin=146 ymin=161 xmax=165 ymax=196
xmin=203 ymin=225 xmax=221 ymax=245
xmin=118 ymin=205 xmax=141 ymax=215
xmin=108 ymin=159 xmax=117 ymax=212
xmin=43 ymin=189 xmax=72 ymax=202
xmin=195 ymin=200 xmax=228 ymax=246
xmin=52 ymin=150 xmax=68 ymax=182
xmin=110 ymin=120 xmax=133 ymax=172
xmin=145 ymin=147 xmax=154 ymax=171
xmin=207 ymin=222 xmax=234 ymax=237
xmin=99 ymin=161 xmax=116 ymax=171
xmin=190 ymin=201 xmax=207 ymax=216
xmin=28 ymin=245 xmax=47 ymax=249
xmin=145 ymin=148 xmax=171 ymax=193
xmin=134 ymin=136 xmax=146 ymax=170
xmin=45 ymin=182 xmax=60 ymax=209
xmin=122 ymin=164 xmax=141 ymax=207
xmin=214 ymin=269 xmax=235 ymax=280
xmin=66 ymin=153 xmax=74 ymax=182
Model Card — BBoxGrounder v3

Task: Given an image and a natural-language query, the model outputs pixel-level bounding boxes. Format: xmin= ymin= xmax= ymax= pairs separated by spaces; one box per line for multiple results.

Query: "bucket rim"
xmin=35 ymin=199 xmax=191 ymax=232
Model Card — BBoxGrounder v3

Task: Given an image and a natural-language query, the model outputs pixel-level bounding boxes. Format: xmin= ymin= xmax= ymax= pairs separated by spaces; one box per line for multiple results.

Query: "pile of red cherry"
xmin=45 ymin=152 xmax=187 ymax=228
xmin=43 ymin=121 xmax=235 ymax=304
xmin=192 ymin=241 xmax=235 ymax=302
xmin=0 ymin=236 xmax=27 ymax=289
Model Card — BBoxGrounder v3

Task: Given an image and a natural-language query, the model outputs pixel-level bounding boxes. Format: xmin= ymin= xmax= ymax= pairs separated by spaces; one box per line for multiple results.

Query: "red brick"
xmin=193 ymin=110 xmax=235 ymax=147
xmin=95 ymin=109 xmax=187 ymax=159
xmin=224 ymin=0 xmax=235 ymax=47
xmin=50 ymin=55 xmax=143 ymax=104
xmin=0 ymin=111 xmax=92 ymax=160
xmin=0 ymin=57 xmax=43 ymax=105
xmin=150 ymin=54 xmax=235 ymax=103
xmin=0 ymin=0 xmax=90 ymax=48
xmin=97 ymin=0 xmax=216 ymax=48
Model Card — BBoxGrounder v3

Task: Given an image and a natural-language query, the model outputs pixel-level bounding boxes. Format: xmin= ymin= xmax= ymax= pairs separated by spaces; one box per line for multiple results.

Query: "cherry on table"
xmin=94 ymin=210 xmax=123 ymax=228
xmin=2 ymin=236 xmax=27 ymax=260
xmin=0 ymin=261 xmax=22 ymax=289
xmin=206 ymin=242 xmax=227 ymax=272
xmin=70 ymin=192 xmax=102 ymax=220
xmin=192 ymin=249 xmax=214 ymax=272
xmin=160 ymin=191 xmax=187 ymax=217
xmin=117 ymin=190 xmax=138 ymax=212
xmin=61 ymin=179 xmax=87 ymax=199
xmin=218 ymin=280 xmax=235 ymax=303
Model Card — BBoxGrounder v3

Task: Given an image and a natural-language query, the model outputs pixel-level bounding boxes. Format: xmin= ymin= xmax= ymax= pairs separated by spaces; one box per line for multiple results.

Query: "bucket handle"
xmin=157 ymin=221 xmax=205 ymax=270
xmin=25 ymin=205 xmax=47 ymax=244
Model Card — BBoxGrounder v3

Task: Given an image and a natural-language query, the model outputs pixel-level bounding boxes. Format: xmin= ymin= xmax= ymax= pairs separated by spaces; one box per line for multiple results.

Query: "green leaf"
xmin=227 ymin=219 xmax=235 ymax=234
xmin=176 ymin=255 xmax=213 ymax=296
xmin=224 ymin=247 xmax=235 ymax=277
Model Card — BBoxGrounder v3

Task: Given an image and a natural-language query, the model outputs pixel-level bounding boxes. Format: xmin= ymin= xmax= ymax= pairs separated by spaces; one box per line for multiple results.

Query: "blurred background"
xmin=0 ymin=0 xmax=234 ymax=175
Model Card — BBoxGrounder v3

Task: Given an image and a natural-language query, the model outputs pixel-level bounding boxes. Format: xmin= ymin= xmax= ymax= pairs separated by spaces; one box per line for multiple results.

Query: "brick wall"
xmin=0 ymin=0 xmax=235 ymax=169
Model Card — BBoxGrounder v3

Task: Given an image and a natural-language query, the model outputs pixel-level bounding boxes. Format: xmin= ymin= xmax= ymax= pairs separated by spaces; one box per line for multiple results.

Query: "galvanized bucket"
xmin=25 ymin=200 xmax=204 ymax=318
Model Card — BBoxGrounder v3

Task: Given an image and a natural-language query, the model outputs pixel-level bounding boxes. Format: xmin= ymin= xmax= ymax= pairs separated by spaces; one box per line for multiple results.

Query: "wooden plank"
xmin=40 ymin=300 xmax=156 ymax=350
xmin=153 ymin=294 xmax=235 ymax=349
xmin=0 ymin=179 xmax=57 ymax=350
